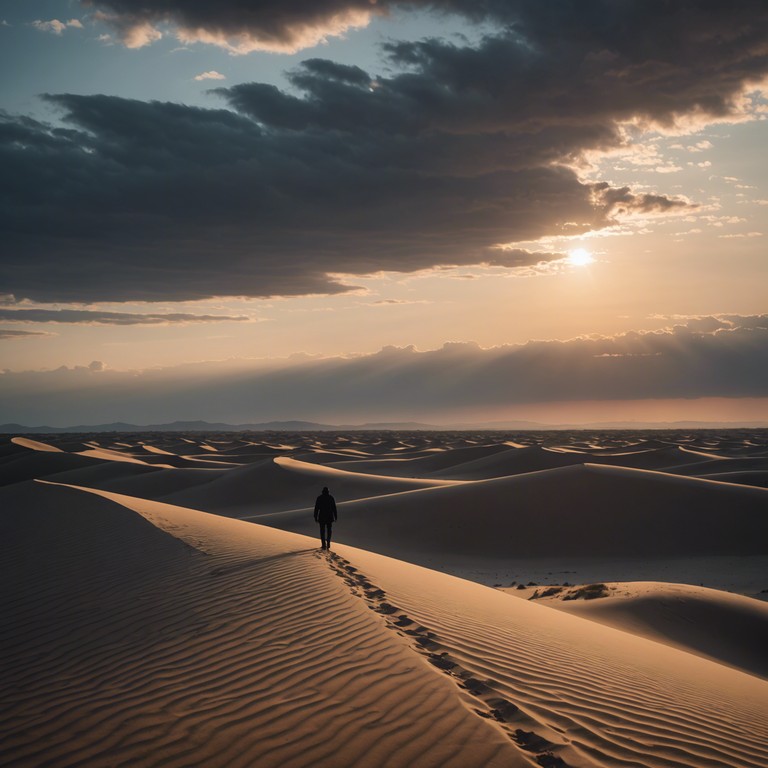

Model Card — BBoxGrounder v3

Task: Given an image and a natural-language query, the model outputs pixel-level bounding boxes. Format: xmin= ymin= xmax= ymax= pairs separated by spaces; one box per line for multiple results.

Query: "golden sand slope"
xmin=504 ymin=582 xmax=768 ymax=679
xmin=10 ymin=436 xmax=63 ymax=452
xmin=340 ymin=545 xmax=768 ymax=768
xmin=4 ymin=479 xmax=767 ymax=767
xmin=1 ymin=481 xmax=523 ymax=768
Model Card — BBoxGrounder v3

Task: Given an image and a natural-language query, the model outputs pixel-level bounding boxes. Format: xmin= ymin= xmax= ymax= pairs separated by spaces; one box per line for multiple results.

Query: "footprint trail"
xmin=323 ymin=550 xmax=570 ymax=768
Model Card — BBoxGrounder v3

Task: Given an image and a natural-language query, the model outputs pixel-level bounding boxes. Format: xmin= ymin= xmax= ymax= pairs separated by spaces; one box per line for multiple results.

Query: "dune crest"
xmin=507 ymin=581 xmax=768 ymax=679
xmin=258 ymin=462 xmax=768 ymax=559
xmin=11 ymin=436 xmax=63 ymax=452
xmin=3 ymin=481 xmax=524 ymax=768
xmin=10 ymin=480 xmax=766 ymax=768
xmin=3 ymin=429 xmax=768 ymax=766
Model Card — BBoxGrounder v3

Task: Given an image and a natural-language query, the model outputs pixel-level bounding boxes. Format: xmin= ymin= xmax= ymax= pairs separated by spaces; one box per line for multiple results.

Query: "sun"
xmin=567 ymin=248 xmax=595 ymax=267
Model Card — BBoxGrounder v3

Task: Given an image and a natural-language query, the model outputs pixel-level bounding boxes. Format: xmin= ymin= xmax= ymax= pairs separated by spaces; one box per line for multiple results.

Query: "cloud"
xmin=91 ymin=12 xmax=161 ymax=47
xmin=1 ymin=316 xmax=766 ymax=424
xmin=83 ymin=0 xmax=768 ymax=83
xmin=368 ymin=298 xmax=432 ymax=307
xmin=2 ymin=1 xmax=766 ymax=302
xmin=194 ymin=70 xmax=226 ymax=81
xmin=0 ymin=92 xmax=621 ymax=302
xmin=0 ymin=309 xmax=251 ymax=325
xmin=88 ymin=1 xmax=377 ymax=53
xmin=31 ymin=19 xmax=83 ymax=35
xmin=687 ymin=140 xmax=713 ymax=152
xmin=0 ymin=329 xmax=53 ymax=340
xmin=591 ymin=184 xmax=692 ymax=216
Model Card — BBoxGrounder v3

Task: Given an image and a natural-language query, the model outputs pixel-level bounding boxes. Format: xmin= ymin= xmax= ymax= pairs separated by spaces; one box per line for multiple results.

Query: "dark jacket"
xmin=314 ymin=492 xmax=337 ymax=523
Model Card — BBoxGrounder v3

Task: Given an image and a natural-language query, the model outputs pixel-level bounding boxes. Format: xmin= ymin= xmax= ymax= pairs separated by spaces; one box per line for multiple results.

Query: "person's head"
xmin=322 ymin=486 xmax=329 ymax=495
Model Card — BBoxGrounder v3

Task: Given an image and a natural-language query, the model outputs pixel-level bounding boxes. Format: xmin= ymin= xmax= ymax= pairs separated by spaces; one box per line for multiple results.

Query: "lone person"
xmin=314 ymin=486 xmax=337 ymax=550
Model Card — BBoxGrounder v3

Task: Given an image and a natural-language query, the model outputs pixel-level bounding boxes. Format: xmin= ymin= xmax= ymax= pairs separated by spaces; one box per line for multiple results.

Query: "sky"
xmin=0 ymin=0 xmax=767 ymax=426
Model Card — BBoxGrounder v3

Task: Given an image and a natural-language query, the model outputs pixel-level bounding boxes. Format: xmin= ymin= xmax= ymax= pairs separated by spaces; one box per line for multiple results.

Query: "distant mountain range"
xmin=0 ymin=420 xmax=440 ymax=433
xmin=1 ymin=419 xmax=767 ymax=433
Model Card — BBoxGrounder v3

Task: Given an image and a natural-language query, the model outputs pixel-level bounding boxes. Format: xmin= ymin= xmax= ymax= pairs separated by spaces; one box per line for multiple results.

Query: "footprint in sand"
xmin=323 ymin=552 xmax=570 ymax=765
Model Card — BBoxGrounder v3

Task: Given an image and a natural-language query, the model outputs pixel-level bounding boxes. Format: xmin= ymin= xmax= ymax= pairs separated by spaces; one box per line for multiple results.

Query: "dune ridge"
xmin=507 ymin=581 xmax=768 ymax=679
xmin=156 ymin=456 xmax=460 ymax=517
xmin=342 ymin=545 xmax=768 ymax=768
xmin=5 ymin=480 xmax=767 ymax=768
xmin=4 ymin=429 xmax=768 ymax=766
xmin=258 ymin=463 xmax=768 ymax=559
xmin=2 ymin=480 xmax=525 ymax=768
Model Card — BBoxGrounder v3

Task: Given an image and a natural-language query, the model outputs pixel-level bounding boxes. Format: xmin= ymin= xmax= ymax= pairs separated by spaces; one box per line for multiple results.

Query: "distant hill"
xmin=0 ymin=420 xmax=337 ymax=433
xmin=2 ymin=419 xmax=767 ymax=433
xmin=0 ymin=419 xmax=446 ymax=433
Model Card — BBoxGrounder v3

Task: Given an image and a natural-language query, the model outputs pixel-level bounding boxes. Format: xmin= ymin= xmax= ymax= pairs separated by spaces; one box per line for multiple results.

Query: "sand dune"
xmin=10 ymin=480 xmax=765 ymax=768
xmin=430 ymin=444 xmax=744 ymax=480
xmin=0 ymin=444 xmax=227 ymax=497
xmin=663 ymin=455 xmax=768 ymax=476
xmin=3 ymin=429 xmax=768 ymax=765
xmin=507 ymin=581 xmax=768 ymax=679
xmin=178 ymin=452 xmax=276 ymax=465
xmin=291 ymin=448 xmax=384 ymax=465
xmin=1 ymin=480 xmax=525 ymax=768
xmin=0 ymin=441 xmax=28 ymax=459
xmin=428 ymin=446 xmax=582 ymax=479
xmin=326 ymin=443 xmax=513 ymax=477
xmin=159 ymin=456 xmax=459 ymax=517
xmin=324 ymin=444 xmax=732 ymax=481
xmin=42 ymin=459 xmax=162 ymax=487
xmin=260 ymin=463 xmax=768 ymax=559
xmin=141 ymin=444 xmax=177 ymax=455
xmin=0 ymin=449 xmax=110 ymax=487
xmin=94 ymin=465 xmax=225 ymax=499
xmin=701 ymin=470 xmax=768 ymax=488
xmin=11 ymin=436 xmax=63 ymax=452
xmin=344 ymin=544 xmax=768 ymax=768
xmin=77 ymin=447 xmax=158 ymax=465
xmin=126 ymin=452 xmax=232 ymax=469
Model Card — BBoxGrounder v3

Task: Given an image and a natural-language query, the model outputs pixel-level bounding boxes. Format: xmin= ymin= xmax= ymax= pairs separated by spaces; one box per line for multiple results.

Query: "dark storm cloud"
xmin=0 ymin=93 xmax=610 ymax=302
xmin=1 ymin=316 xmax=766 ymax=424
xmin=0 ymin=309 xmax=250 ymax=325
xmin=85 ymin=0 xmax=768 ymax=76
xmin=3 ymin=1 xmax=767 ymax=302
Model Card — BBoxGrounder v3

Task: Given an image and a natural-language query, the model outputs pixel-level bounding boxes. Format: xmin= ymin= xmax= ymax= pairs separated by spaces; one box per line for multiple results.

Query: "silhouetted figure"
xmin=314 ymin=486 xmax=337 ymax=550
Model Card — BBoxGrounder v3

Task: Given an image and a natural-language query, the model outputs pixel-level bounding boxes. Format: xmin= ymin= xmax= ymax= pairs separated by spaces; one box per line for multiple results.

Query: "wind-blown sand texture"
xmin=504 ymin=582 xmax=768 ymax=679
xmin=2 ymin=429 xmax=768 ymax=766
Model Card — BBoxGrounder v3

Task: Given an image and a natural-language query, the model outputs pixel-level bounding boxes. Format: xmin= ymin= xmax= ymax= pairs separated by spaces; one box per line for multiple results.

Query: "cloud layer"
xmin=0 ymin=329 xmax=53 ymax=341
xmin=2 ymin=1 xmax=766 ymax=302
xmin=85 ymin=0 xmax=768 ymax=71
xmin=88 ymin=0 xmax=377 ymax=53
xmin=0 ymin=309 xmax=249 ymax=325
xmin=2 ymin=316 xmax=765 ymax=424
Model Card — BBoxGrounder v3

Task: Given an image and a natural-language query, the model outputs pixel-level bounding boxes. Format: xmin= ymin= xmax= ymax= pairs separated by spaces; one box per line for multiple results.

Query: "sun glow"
xmin=567 ymin=248 xmax=595 ymax=267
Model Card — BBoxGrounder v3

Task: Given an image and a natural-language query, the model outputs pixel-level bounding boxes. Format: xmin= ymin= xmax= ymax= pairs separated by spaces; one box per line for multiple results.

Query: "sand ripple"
xmin=1 ymin=481 xmax=523 ymax=767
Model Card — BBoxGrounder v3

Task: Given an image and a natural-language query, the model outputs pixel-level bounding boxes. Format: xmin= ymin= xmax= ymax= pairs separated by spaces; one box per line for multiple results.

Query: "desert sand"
xmin=2 ymin=429 xmax=767 ymax=766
